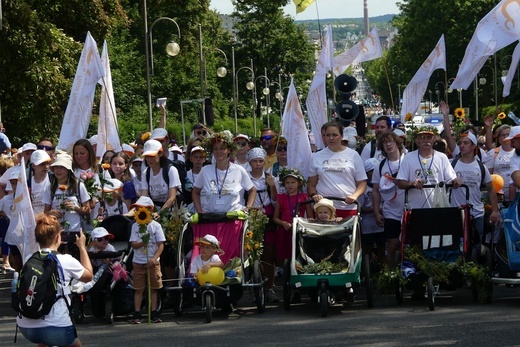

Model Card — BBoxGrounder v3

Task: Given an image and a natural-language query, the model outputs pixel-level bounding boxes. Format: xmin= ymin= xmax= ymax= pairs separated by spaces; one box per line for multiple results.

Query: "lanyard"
xmin=417 ymin=151 xmax=434 ymax=181
xmin=387 ymin=157 xmax=401 ymax=178
xmin=215 ymin=164 xmax=229 ymax=199
xmin=286 ymin=192 xmax=300 ymax=218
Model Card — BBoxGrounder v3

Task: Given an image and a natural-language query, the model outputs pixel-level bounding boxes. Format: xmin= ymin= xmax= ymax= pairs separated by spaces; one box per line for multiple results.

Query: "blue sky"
xmin=210 ymin=0 xmax=401 ymax=20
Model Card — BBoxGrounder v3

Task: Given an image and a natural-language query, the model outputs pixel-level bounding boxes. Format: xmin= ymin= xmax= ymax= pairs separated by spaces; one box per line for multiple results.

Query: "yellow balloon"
xmin=197 ymin=267 xmax=225 ymax=286
xmin=490 ymin=174 xmax=504 ymax=192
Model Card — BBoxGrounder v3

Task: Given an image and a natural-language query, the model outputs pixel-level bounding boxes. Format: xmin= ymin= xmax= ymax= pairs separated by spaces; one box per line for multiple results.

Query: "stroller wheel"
xmin=204 ymin=294 xmax=213 ymax=323
xmin=427 ymin=277 xmax=435 ymax=311
xmin=253 ymin=260 xmax=266 ymax=313
xmin=105 ymin=299 xmax=114 ymax=324
xmin=283 ymin=259 xmax=291 ymax=311
xmin=173 ymin=291 xmax=183 ymax=317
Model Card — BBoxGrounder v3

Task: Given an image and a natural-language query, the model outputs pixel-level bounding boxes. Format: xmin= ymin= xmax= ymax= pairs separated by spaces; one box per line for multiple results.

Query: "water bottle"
xmin=11 ymin=272 xmax=19 ymax=293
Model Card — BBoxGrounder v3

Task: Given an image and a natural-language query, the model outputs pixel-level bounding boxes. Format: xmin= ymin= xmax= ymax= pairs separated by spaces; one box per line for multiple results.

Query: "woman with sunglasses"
xmin=232 ymin=134 xmax=252 ymax=171
xmin=308 ymin=121 xmax=367 ymax=218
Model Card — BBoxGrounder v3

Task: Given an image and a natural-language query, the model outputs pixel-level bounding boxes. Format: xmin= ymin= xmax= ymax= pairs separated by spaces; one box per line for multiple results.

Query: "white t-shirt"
xmin=396 ymin=150 xmax=456 ymax=209
xmin=168 ymin=151 xmax=185 ymax=163
xmin=129 ymin=220 xmax=166 ymax=264
xmin=30 ymin=175 xmax=51 ymax=215
xmin=451 ymin=145 xmax=492 ymax=168
xmin=42 ymin=183 xmax=90 ymax=232
xmin=308 ymin=146 xmax=367 ymax=210
xmin=0 ymin=194 xmax=14 ymax=219
xmin=488 ymin=146 xmax=514 ymax=193
xmin=141 ymin=166 xmax=181 ymax=204
xmin=372 ymin=156 xmax=405 ymax=221
xmin=0 ymin=166 xmax=20 ymax=192
xmin=451 ymin=159 xmax=491 ymax=218
xmin=194 ymin=163 xmax=254 ymax=213
xmin=17 ymin=252 xmax=85 ymax=328
xmin=361 ymin=140 xmax=385 ymax=163
xmin=248 ymin=172 xmax=272 ymax=209
xmin=189 ymin=254 xmax=222 ymax=275
xmin=103 ymin=201 xmax=129 ymax=217
xmin=132 ymin=175 xmax=141 ymax=196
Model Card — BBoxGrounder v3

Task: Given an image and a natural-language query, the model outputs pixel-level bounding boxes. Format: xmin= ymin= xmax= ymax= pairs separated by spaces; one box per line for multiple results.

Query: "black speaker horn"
xmin=334 ymin=74 xmax=358 ymax=96
xmin=335 ymin=99 xmax=359 ymax=125
xmin=204 ymin=98 xmax=215 ymax=127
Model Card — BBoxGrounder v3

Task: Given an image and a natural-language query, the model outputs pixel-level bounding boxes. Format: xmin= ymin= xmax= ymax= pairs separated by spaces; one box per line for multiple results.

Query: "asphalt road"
xmin=1 ymin=269 xmax=520 ymax=347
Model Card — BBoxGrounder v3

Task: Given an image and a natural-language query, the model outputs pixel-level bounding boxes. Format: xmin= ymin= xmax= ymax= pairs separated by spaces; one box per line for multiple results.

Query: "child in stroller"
xmin=312 ymin=198 xmax=343 ymax=223
xmin=189 ymin=234 xmax=224 ymax=283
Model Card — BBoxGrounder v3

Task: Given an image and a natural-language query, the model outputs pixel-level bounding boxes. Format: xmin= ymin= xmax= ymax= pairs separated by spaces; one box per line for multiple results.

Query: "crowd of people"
xmin=3 ymin=105 xmax=519 ymax=344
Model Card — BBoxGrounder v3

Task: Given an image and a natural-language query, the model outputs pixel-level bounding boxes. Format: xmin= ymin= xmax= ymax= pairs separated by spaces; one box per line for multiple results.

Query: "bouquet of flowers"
xmin=244 ymin=208 xmax=268 ymax=261
xmin=58 ymin=184 xmax=71 ymax=230
xmin=80 ymin=171 xmax=101 ymax=200
xmin=157 ymin=205 xmax=186 ymax=255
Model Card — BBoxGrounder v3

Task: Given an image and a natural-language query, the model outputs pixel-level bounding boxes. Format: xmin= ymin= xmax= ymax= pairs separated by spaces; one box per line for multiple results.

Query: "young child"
xmin=108 ymin=152 xmax=138 ymax=209
xmin=129 ymin=196 xmax=165 ymax=324
xmin=97 ymin=178 xmax=128 ymax=219
xmin=71 ymin=227 xmax=117 ymax=293
xmin=312 ymin=198 xmax=343 ymax=222
xmin=131 ymin=156 xmax=143 ymax=197
xmin=189 ymin=234 xmax=224 ymax=280
xmin=186 ymin=146 xmax=206 ymax=213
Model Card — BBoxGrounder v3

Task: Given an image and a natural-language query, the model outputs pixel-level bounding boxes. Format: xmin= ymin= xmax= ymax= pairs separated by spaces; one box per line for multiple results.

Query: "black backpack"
xmin=12 ymin=250 xmax=66 ymax=319
xmin=145 ymin=158 xmax=192 ymax=206
xmin=451 ymin=155 xmax=486 ymax=189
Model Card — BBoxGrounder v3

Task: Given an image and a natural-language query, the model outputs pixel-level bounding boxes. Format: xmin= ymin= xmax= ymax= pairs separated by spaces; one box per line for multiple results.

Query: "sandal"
xmin=151 ymin=310 xmax=162 ymax=323
xmin=131 ymin=311 xmax=142 ymax=324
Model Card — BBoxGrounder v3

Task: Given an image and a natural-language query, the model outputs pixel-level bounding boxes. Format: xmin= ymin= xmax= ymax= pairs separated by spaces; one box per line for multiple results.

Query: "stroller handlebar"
xmin=404 ymin=183 xmax=469 ymax=205
xmin=297 ymin=196 xmax=361 ymax=213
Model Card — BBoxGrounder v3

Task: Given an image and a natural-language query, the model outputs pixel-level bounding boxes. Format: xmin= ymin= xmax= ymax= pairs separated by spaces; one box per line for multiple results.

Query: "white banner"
xmin=282 ymin=79 xmax=312 ymax=178
xmin=97 ymin=40 xmax=121 ymax=158
xmin=306 ymin=25 xmax=334 ymax=150
xmin=451 ymin=0 xmax=520 ymax=90
xmin=502 ymin=41 xmax=520 ymax=97
xmin=333 ymin=27 xmax=382 ymax=76
xmin=401 ymin=35 xmax=446 ymax=121
xmin=9 ymin=159 xmax=38 ymax=262
xmin=57 ymin=32 xmax=105 ymax=153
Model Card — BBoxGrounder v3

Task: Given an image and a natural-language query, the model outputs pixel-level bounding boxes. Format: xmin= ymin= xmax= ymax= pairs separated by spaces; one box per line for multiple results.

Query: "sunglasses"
xmin=95 ymin=236 xmax=110 ymax=242
xmin=37 ymin=145 xmax=54 ymax=151
xmin=195 ymin=130 xmax=207 ymax=136
xmin=260 ymin=135 xmax=274 ymax=141
xmin=238 ymin=141 xmax=248 ymax=147
xmin=277 ymin=146 xmax=287 ymax=152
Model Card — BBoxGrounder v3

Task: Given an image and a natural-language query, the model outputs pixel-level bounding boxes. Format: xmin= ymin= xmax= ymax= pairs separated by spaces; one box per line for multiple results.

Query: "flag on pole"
xmin=57 ymin=32 xmax=105 ymax=153
xmin=502 ymin=41 xmax=520 ymax=97
xmin=333 ymin=27 xmax=383 ymax=76
xmin=7 ymin=158 xmax=38 ymax=262
xmin=451 ymin=0 xmax=520 ymax=90
xmin=293 ymin=0 xmax=316 ymax=14
xmin=97 ymin=40 xmax=121 ymax=158
xmin=401 ymin=35 xmax=446 ymax=121
xmin=281 ymin=78 xmax=312 ymax=178
xmin=306 ymin=25 xmax=334 ymax=150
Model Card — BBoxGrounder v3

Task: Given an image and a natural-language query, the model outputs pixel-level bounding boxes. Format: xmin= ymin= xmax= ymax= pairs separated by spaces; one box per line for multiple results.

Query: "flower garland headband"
xmin=203 ymin=130 xmax=238 ymax=155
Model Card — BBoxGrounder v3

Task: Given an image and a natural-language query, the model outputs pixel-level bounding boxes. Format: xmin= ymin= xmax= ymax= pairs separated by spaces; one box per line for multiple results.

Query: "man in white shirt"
xmin=360 ymin=115 xmax=392 ymax=162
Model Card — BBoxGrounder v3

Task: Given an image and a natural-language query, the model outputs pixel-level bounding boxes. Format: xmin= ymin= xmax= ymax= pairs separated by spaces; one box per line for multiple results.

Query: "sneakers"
xmin=267 ymin=289 xmax=280 ymax=303
xmin=131 ymin=311 xmax=142 ymax=324
xmin=151 ymin=310 xmax=162 ymax=323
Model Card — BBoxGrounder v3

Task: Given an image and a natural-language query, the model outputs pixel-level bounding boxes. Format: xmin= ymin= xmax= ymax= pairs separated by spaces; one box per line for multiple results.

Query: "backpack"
xmin=451 ymin=156 xmax=487 ymax=189
xmin=145 ymin=159 xmax=192 ymax=206
xmin=12 ymin=250 xmax=66 ymax=319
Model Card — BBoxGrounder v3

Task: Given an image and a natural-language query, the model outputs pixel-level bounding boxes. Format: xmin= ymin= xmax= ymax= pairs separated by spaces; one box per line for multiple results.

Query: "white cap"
xmin=190 ymin=145 xmax=205 ymax=154
xmin=91 ymin=227 xmax=113 ymax=240
xmin=169 ymin=144 xmax=182 ymax=153
xmin=30 ymin=150 xmax=51 ymax=166
xmin=343 ymin=126 xmax=358 ymax=137
xmin=393 ymin=129 xmax=406 ymax=138
xmin=505 ymin=126 xmax=520 ymax=141
xmin=103 ymin=178 xmax=123 ymax=192
xmin=132 ymin=156 xmax=144 ymax=163
xmin=21 ymin=143 xmax=37 ymax=153
xmin=142 ymin=140 xmax=162 ymax=157
xmin=131 ymin=196 xmax=155 ymax=208
xmin=151 ymin=128 xmax=168 ymax=140
xmin=89 ymin=134 xmax=98 ymax=146
xmin=379 ymin=175 xmax=398 ymax=201
xmin=122 ymin=144 xmax=135 ymax=156
xmin=234 ymin=134 xmax=250 ymax=142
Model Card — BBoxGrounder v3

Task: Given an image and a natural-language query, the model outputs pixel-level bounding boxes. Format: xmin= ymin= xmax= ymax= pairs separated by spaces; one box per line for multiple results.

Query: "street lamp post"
xmin=235 ymin=61 xmax=255 ymax=135
xmin=251 ymin=73 xmax=271 ymax=128
xmin=447 ymin=78 xmax=462 ymax=109
xmin=143 ymin=0 xmax=181 ymax=131
xmin=479 ymin=64 xmax=497 ymax=107
xmin=270 ymin=79 xmax=284 ymax=119
xmin=434 ymin=82 xmax=445 ymax=102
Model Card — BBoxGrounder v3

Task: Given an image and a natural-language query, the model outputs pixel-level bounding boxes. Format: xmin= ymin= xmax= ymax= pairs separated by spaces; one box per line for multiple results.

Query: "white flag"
xmin=333 ymin=27 xmax=383 ymax=76
xmin=57 ymin=32 xmax=105 ymax=153
xmin=282 ymin=79 xmax=312 ymax=179
xmin=451 ymin=0 xmax=520 ymax=90
xmin=306 ymin=25 xmax=334 ymax=150
xmin=401 ymin=35 xmax=446 ymax=121
xmin=502 ymin=41 xmax=520 ymax=97
xmin=97 ymin=40 xmax=121 ymax=158
xmin=8 ymin=159 xmax=38 ymax=262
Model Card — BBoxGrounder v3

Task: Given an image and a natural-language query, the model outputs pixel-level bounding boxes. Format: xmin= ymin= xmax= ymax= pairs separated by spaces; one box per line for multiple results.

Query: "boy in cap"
xmin=189 ymin=234 xmax=224 ymax=279
xmin=129 ymin=196 xmax=165 ymax=323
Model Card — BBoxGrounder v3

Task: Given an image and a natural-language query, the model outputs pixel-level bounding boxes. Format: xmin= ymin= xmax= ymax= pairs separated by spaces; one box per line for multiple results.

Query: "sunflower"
xmin=135 ymin=207 xmax=152 ymax=225
xmin=454 ymin=108 xmax=465 ymax=119
xmin=405 ymin=113 xmax=413 ymax=122
xmin=498 ymin=112 xmax=506 ymax=120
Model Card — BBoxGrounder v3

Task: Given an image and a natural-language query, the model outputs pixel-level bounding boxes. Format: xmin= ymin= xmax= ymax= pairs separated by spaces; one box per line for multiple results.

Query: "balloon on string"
xmin=197 ymin=267 xmax=225 ymax=286
xmin=490 ymin=174 xmax=504 ymax=192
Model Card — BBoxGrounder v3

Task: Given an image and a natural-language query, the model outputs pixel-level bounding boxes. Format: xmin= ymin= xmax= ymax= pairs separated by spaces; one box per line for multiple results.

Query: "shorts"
xmin=132 ymin=262 xmax=163 ymax=290
xmin=384 ymin=218 xmax=402 ymax=239
xmin=8 ymin=244 xmax=21 ymax=256
xmin=19 ymin=325 xmax=77 ymax=346
xmin=361 ymin=232 xmax=386 ymax=248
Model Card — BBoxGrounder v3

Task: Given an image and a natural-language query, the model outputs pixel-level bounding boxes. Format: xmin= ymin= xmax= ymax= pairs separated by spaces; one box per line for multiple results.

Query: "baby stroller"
xmin=283 ymin=198 xmax=371 ymax=317
xmin=166 ymin=211 xmax=265 ymax=323
xmin=397 ymin=184 xmax=471 ymax=311
xmin=490 ymin=193 xmax=520 ymax=289
xmin=71 ymin=215 xmax=134 ymax=324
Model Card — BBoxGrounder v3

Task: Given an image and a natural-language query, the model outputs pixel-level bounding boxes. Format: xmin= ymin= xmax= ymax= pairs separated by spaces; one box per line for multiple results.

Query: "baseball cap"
xmin=142 ymin=140 xmax=162 ymax=157
xmin=91 ymin=227 xmax=114 ymax=240
xmin=30 ymin=150 xmax=51 ymax=166
xmin=151 ymin=128 xmax=168 ymax=140
xmin=89 ymin=134 xmax=98 ymax=146
xmin=103 ymin=178 xmax=123 ymax=192
xmin=122 ymin=144 xmax=135 ymax=156
xmin=131 ymin=196 xmax=154 ymax=208
xmin=190 ymin=146 xmax=205 ymax=154
xmin=21 ymin=143 xmax=37 ymax=153
xmin=504 ymin=126 xmax=520 ymax=141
